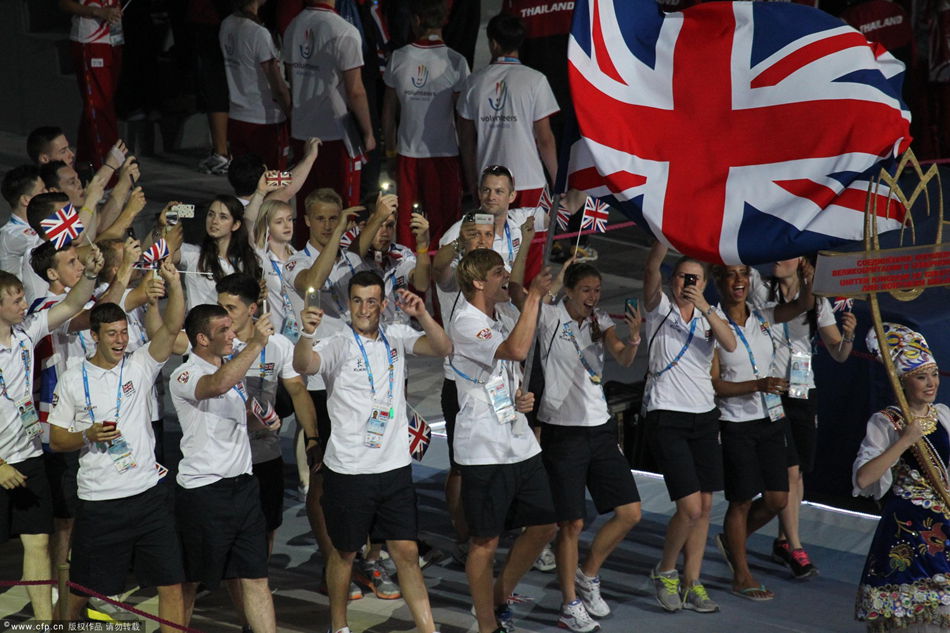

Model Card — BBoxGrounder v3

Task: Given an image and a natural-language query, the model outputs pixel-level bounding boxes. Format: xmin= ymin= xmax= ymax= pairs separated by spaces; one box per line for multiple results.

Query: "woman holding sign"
xmin=710 ymin=262 xmax=813 ymax=601
xmin=853 ymin=323 xmax=949 ymax=633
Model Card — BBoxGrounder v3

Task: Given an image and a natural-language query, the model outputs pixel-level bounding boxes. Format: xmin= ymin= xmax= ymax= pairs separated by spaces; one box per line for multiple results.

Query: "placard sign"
xmin=814 ymin=242 xmax=950 ymax=297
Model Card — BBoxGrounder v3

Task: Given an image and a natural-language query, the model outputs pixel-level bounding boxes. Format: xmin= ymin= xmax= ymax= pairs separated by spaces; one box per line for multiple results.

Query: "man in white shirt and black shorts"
xmin=292 ymin=270 xmax=452 ymax=633
xmin=170 ymin=302 xmax=277 ymax=633
xmin=48 ymin=260 xmax=186 ymax=630
xmin=450 ymin=248 xmax=556 ymax=633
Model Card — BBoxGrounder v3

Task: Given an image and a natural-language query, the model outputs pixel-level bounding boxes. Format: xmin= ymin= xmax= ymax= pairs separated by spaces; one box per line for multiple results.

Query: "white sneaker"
xmin=533 ymin=543 xmax=556 ymax=572
xmin=198 ymin=153 xmax=230 ymax=175
xmin=575 ymin=568 xmax=610 ymax=618
xmin=558 ymin=599 xmax=599 ymax=632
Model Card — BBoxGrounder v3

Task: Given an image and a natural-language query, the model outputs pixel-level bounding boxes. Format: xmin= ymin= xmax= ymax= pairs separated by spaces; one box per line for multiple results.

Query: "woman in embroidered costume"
xmin=854 ymin=323 xmax=950 ymax=632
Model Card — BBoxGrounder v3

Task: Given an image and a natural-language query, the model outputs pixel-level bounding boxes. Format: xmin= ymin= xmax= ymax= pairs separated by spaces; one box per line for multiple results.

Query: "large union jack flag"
xmin=563 ymin=0 xmax=911 ymax=265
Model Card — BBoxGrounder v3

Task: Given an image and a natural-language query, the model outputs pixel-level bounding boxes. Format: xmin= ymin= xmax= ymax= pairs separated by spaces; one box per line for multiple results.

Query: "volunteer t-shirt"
xmin=220 ymin=14 xmax=287 ymax=124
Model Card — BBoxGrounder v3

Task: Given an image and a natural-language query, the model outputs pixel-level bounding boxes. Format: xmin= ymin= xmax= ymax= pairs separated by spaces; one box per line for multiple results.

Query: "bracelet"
xmin=299 ymin=330 xmax=316 ymax=339
xmin=703 ymin=305 xmax=715 ymax=317
xmin=842 ymin=334 xmax=855 ymax=343
xmin=629 ymin=337 xmax=641 ymax=346
xmin=452 ymin=239 xmax=462 ymax=254
xmin=81 ymin=429 xmax=89 ymax=444
xmin=83 ymin=272 xmax=98 ymax=281
xmin=416 ymin=246 xmax=430 ymax=255
xmin=103 ymin=163 xmax=116 ymax=171
xmin=305 ymin=436 xmax=319 ymax=443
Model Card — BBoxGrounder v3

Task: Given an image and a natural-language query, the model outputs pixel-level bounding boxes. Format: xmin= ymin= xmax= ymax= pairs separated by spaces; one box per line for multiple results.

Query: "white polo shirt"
xmin=282 ymin=5 xmax=363 ymax=141
xmin=170 ymin=353 xmax=252 ymax=488
xmin=0 ymin=217 xmax=40 ymax=278
xmin=716 ymin=305 xmax=778 ymax=422
xmin=179 ymin=243 xmax=236 ymax=311
xmin=315 ymin=324 xmax=422 ymax=475
xmin=121 ymin=288 xmax=162 ymax=422
xmin=0 ymin=313 xmax=48 ymax=465
xmin=48 ymin=347 xmax=164 ymax=501
xmin=365 ymin=243 xmax=417 ymax=324
xmin=456 ymin=60 xmax=559 ymax=191
xmin=435 ymin=267 xmax=466 ymax=380
xmin=219 ymin=14 xmax=286 ymax=125
xmin=383 ymin=38 xmax=470 ymax=158
xmin=440 ymin=206 xmax=546 ymax=270
xmin=749 ymin=268 xmax=835 ymax=387
xmin=450 ymin=301 xmax=540 ymax=466
xmin=232 ymin=333 xmax=298 ymax=464
xmin=644 ymin=292 xmax=719 ymax=414
xmin=538 ymin=301 xmax=613 ymax=427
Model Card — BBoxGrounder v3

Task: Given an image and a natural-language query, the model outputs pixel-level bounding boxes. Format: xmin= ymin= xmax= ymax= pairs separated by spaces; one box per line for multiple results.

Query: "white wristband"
xmin=299 ymin=330 xmax=316 ymax=339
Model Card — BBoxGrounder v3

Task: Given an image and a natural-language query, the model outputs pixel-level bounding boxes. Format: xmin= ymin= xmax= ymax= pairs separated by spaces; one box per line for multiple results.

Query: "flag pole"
xmin=523 ymin=192 xmax=562 ymax=383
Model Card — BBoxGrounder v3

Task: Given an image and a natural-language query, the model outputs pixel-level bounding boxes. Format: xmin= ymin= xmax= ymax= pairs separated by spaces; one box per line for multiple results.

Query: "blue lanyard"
xmin=81 ymin=356 xmax=126 ymax=424
xmin=351 ymin=326 xmax=394 ymax=399
xmin=0 ymin=338 xmax=32 ymax=403
xmin=494 ymin=56 xmax=521 ymax=64
xmin=450 ymin=359 xmax=486 ymax=384
xmin=503 ymin=223 xmax=514 ymax=264
xmin=269 ymin=258 xmax=294 ymax=311
xmin=653 ymin=317 xmax=697 ymax=378
xmin=77 ymin=331 xmax=89 ymax=356
xmin=561 ymin=320 xmax=602 ymax=383
xmin=8 ymin=215 xmax=25 ymax=226
xmin=727 ymin=309 xmax=772 ymax=379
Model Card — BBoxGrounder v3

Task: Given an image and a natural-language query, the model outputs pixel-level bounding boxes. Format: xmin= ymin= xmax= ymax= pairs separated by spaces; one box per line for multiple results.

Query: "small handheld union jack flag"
xmin=581 ymin=197 xmax=609 ymax=233
xmin=40 ymin=204 xmax=84 ymax=249
xmin=340 ymin=227 xmax=360 ymax=249
xmin=252 ymin=397 xmax=280 ymax=427
xmin=537 ymin=186 xmax=552 ymax=213
xmin=142 ymin=239 xmax=170 ymax=267
xmin=408 ymin=408 xmax=431 ymax=461
xmin=556 ymin=201 xmax=573 ymax=231
xmin=832 ymin=296 xmax=854 ymax=313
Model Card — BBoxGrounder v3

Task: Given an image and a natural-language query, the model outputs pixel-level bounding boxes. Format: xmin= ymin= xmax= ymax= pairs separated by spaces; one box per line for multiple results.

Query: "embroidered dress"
xmin=854 ymin=404 xmax=950 ymax=632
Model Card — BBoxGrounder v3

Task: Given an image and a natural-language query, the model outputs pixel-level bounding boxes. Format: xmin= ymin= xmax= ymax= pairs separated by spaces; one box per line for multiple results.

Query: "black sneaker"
xmin=772 ymin=539 xmax=818 ymax=579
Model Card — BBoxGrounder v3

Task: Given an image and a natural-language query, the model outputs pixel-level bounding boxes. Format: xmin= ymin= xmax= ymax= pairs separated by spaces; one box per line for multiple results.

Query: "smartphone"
xmin=260 ymin=298 xmax=268 ymax=316
xmin=171 ymin=204 xmax=195 ymax=219
xmin=625 ymin=298 xmax=638 ymax=315
xmin=305 ymin=287 xmax=321 ymax=309
xmin=684 ymin=273 xmax=698 ymax=286
xmin=412 ymin=202 xmax=425 ymax=218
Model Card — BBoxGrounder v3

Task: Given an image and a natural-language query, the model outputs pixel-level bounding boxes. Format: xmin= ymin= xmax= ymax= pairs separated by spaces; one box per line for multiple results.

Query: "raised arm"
xmin=494 ymin=268 xmax=553 ymax=361
xmin=604 ymin=307 xmax=641 ymax=367
xmin=398 ymin=290 xmax=451 ymax=357
xmin=97 ymin=186 xmax=146 ymax=241
xmin=194 ymin=316 xmax=273 ymax=400
xmin=820 ymin=310 xmax=857 ymax=363
xmin=355 ymin=194 xmax=397 ymax=258
xmin=269 ymin=138 xmax=321 ymax=203
xmin=408 ymin=213 xmax=430 ymax=291
xmin=291 ymin=211 xmax=357 ymax=295
xmin=774 ymin=260 xmax=815 ymax=324
xmin=293 ymin=307 xmax=325 ymax=375
xmin=146 ymin=260 xmax=185 ymax=363
xmin=47 ymin=244 xmax=103 ymax=331
xmin=643 ymin=241 xmax=666 ymax=313
xmin=508 ymin=217 xmax=537 ymax=310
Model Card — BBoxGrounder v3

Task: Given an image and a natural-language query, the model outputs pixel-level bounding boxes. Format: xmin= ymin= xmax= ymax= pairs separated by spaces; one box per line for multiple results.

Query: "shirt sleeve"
xmin=532 ymin=73 xmax=560 ymax=121
xmin=314 ymin=336 xmax=347 ymax=377
xmin=178 ymin=243 xmax=200 ymax=273
xmin=596 ymin=309 xmax=615 ymax=331
xmin=852 ymin=412 xmax=900 ymax=499
xmin=252 ymin=24 xmax=279 ymax=63
xmin=453 ymin=312 xmax=504 ymax=368
xmin=456 ymin=81 xmax=474 ymax=119
xmin=134 ymin=345 xmax=166 ymax=382
xmin=24 ymin=310 xmax=51 ymax=343
xmin=382 ymin=54 xmax=395 ymax=88
xmin=453 ymin=53 xmax=471 ymax=90
xmin=815 ymin=297 xmax=837 ymax=328
xmin=440 ymin=221 xmax=462 ymax=246
xmin=387 ymin=324 xmax=424 ymax=357
xmin=273 ymin=336 xmax=300 ymax=380
xmin=48 ymin=372 xmax=86 ymax=430
xmin=336 ymin=29 xmax=364 ymax=72
xmin=170 ymin=364 xmax=202 ymax=403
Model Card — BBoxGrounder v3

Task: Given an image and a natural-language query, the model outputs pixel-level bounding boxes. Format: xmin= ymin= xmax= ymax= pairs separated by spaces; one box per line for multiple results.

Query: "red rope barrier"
xmin=0 ymin=578 xmax=205 ymax=633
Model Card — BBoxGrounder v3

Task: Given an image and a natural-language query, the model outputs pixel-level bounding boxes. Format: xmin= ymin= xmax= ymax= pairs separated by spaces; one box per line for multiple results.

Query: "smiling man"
xmin=292 ymin=270 xmax=451 ymax=633
xmin=48 ymin=259 xmax=185 ymax=631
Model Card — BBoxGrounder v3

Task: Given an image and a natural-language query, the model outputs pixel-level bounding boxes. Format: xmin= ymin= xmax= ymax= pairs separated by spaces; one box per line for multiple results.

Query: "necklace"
xmin=913 ymin=405 xmax=939 ymax=435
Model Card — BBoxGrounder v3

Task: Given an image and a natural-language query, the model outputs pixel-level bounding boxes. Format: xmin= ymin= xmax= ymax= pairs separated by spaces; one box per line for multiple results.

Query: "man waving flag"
xmin=561 ymin=0 xmax=911 ymax=265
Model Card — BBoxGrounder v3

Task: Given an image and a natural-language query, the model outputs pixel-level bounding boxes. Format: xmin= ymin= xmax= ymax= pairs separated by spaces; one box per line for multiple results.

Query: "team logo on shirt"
xmin=23 ymin=227 xmax=36 ymax=236
xmin=512 ymin=237 xmax=521 ymax=249
xmin=475 ymin=328 xmax=493 ymax=340
xmin=300 ymin=28 xmax=314 ymax=59
xmin=488 ymin=81 xmax=509 ymax=111
xmin=177 ymin=371 xmax=189 ymax=384
xmin=411 ymin=64 xmax=429 ymax=88
xmin=122 ymin=381 xmax=135 ymax=396
xmin=286 ymin=260 xmax=298 ymax=271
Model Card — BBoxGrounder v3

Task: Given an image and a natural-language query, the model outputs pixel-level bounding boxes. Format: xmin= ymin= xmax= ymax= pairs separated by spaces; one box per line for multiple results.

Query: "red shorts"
xmin=396 ymin=155 xmax=462 ymax=247
xmin=513 ymin=187 xmax=546 ymax=284
xmin=227 ymin=118 xmax=289 ymax=171
xmin=290 ymin=138 xmax=362 ymax=247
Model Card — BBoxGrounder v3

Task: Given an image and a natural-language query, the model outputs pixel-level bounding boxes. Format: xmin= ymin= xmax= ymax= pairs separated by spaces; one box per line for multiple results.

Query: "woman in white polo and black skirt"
xmin=642 ymin=241 xmax=737 ymax=615
xmin=710 ymin=262 xmax=812 ymax=602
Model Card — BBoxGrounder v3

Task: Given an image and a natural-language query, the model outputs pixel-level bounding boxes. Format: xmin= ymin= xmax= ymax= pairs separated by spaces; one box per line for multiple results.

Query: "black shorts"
xmin=309 ymin=389 xmax=331 ymax=454
xmin=321 ymin=465 xmax=418 ymax=552
xmin=0 ymin=456 xmax=53 ymax=544
xmin=43 ymin=450 xmax=79 ymax=519
xmin=252 ymin=457 xmax=284 ymax=532
xmin=541 ymin=422 xmax=640 ymax=522
xmin=646 ymin=409 xmax=724 ymax=501
xmin=721 ymin=418 xmax=790 ymax=503
xmin=176 ymin=474 xmax=268 ymax=590
xmin=782 ymin=391 xmax=818 ymax=473
xmin=71 ymin=484 xmax=184 ymax=597
xmin=441 ymin=379 xmax=460 ymax=469
xmin=460 ymin=454 xmax=556 ymax=538
xmin=191 ymin=23 xmax=229 ymax=113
